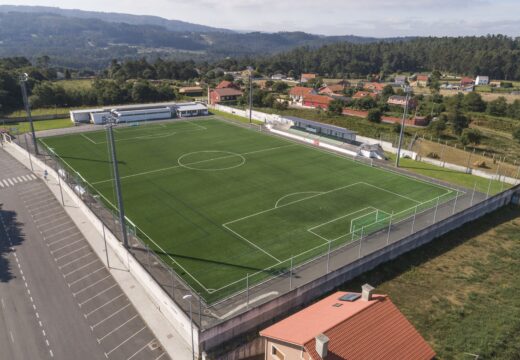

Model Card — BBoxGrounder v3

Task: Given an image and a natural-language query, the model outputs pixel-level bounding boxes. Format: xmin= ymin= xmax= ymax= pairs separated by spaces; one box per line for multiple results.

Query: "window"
xmin=271 ymin=345 xmax=285 ymax=360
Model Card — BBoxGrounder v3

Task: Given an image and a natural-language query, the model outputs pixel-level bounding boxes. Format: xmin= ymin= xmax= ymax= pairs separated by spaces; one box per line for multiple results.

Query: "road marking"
xmin=43 ymin=225 xmax=76 ymax=238
xmin=84 ymin=294 xmax=125 ymax=317
xmin=9 ymin=331 xmax=14 ymax=343
xmin=47 ymin=232 xmax=82 ymax=246
xmin=1 ymin=298 xmax=5 ymax=310
xmin=90 ymin=302 xmax=131 ymax=329
xmin=41 ymin=221 xmax=73 ymax=233
xmin=68 ymin=267 xmax=105 ymax=287
xmin=126 ymin=339 xmax=156 ymax=360
xmin=51 ymin=239 xmax=84 ymax=253
xmin=79 ymin=284 xmax=118 ymax=306
xmin=73 ymin=275 xmax=111 ymax=297
xmin=97 ymin=314 xmax=139 ymax=343
xmin=105 ymin=326 xmax=147 ymax=356
xmin=154 ymin=352 xmax=167 ymax=360
xmin=58 ymin=251 xmax=93 ymax=267
xmin=55 ymin=245 xmax=90 ymax=261
xmin=63 ymin=259 xmax=99 ymax=277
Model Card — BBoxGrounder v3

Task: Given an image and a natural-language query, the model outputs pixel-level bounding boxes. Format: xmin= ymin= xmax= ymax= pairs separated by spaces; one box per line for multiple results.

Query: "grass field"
xmin=2 ymin=118 xmax=73 ymax=134
xmin=40 ymin=117 xmax=457 ymax=302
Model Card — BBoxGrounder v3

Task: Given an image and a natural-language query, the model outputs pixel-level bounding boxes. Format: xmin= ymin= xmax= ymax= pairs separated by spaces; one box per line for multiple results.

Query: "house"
xmin=302 ymin=94 xmax=332 ymax=109
xmin=416 ymin=74 xmax=430 ymax=87
xmin=260 ymin=286 xmax=435 ymax=360
xmin=387 ymin=95 xmax=417 ymax=108
xmin=319 ymin=84 xmax=345 ymax=96
xmin=209 ymin=88 xmax=243 ymax=105
xmin=271 ymin=73 xmax=286 ymax=80
xmin=289 ymin=86 xmax=316 ymax=104
xmin=363 ymin=82 xmax=386 ymax=93
xmin=475 ymin=76 xmax=489 ymax=85
xmin=301 ymin=73 xmax=317 ymax=83
xmin=353 ymin=91 xmax=377 ymax=99
xmin=175 ymin=102 xmax=208 ymax=118
xmin=216 ymin=80 xmax=238 ymax=89
xmin=460 ymin=77 xmax=475 ymax=87
xmin=394 ymin=75 xmax=407 ymax=85
xmin=178 ymin=86 xmax=204 ymax=97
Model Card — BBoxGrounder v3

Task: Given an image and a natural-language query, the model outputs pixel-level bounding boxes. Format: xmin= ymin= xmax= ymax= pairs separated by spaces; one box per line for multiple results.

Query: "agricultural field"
xmin=40 ymin=117 xmax=457 ymax=302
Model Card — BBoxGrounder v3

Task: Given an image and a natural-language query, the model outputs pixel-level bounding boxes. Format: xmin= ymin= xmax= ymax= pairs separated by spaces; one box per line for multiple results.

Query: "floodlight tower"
xmin=247 ymin=66 xmax=253 ymax=124
xmin=105 ymin=115 xmax=129 ymax=249
xmin=395 ymin=86 xmax=411 ymax=168
xmin=19 ymin=73 xmax=39 ymax=154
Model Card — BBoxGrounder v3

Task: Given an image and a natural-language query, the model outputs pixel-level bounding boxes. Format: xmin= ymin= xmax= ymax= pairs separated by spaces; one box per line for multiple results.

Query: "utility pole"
xmin=19 ymin=73 xmax=39 ymax=155
xmin=248 ymin=66 xmax=253 ymax=124
xmin=396 ymin=87 xmax=411 ymax=167
xmin=106 ymin=116 xmax=129 ymax=248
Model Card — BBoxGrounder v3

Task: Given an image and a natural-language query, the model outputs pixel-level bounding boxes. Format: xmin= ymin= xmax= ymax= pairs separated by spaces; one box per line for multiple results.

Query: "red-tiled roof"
xmin=460 ymin=77 xmax=475 ymax=85
xmin=261 ymin=291 xmax=435 ymax=360
xmin=353 ymin=91 xmax=377 ymax=99
xmin=289 ymin=86 xmax=315 ymax=97
xmin=211 ymin=88 xmax=243 ymax=96
xmin=417 ymin=75 xmax=430 ymax=82
xmin=301 ymin=73 xmax=317 ymax=80
xmin=303 ymin=94 xmax=332 ymax=105
xmin=216 ymin=80 xmax=235 ymax=89
xmin=363 ymin=82 xmax=386 ymax=92
xmin=319 ymin=84 xmax=345 ymax=94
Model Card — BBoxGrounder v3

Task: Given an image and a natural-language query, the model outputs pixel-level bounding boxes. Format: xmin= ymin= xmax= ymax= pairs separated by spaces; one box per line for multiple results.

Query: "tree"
xmin=513 ymin=128 xmax=520 ymax=143
xmin=393 ymin=123 xmax=401 ymax=133
xmin=448 ymin=111 xmax=470 ymax=135
xmin=272 ymin=81 xmax=288 ymax=93
xmin=429 ymin=119 xmax=447 ymax=137
xmin=327 ymin=99 xmax=345 ymax=115
xmin=507 ymin=100 xmax=520 ymax=120
xmin=381 ymin=85 xmax=394 ymax=98
xmin=462 ymin=92 xmax=486 ymax=112
xmin=487 ymin=97 xmax=508 ymax=116
xmin=367 ymin=108 xmax=382 ymax=123
xmin=460 ymin=128 xmax=483 ymax=145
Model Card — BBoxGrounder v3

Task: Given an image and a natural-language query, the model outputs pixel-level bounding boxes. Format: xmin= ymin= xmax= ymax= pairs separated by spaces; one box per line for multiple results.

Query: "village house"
xmin=260 ymin=286 xmax=435 ymax=360
xmin=216 ymin=80 xmax=239 ymax=89
xmin=353 ymin=91 xmax=377 ymax=99
xmin=302 ymin=94 xmax=332 ymax=109
xmin=271 ymin=73 xmax=286 ymax=80
xmin=475 ymin=75 xmax=489 ymax=85
xmin=300 ymin=73 xmax=317 ymax=83
xmin=363 ymin=82 xmax=386 ymax=93
xmin=387 ymin=95 xmax=417 ymax=108
xmin=289 ymin=86 xmax=316 ymax=105
xmin=318 ymin=84 xmax=345 ymax=96
xmin=394 ymin=75 xmax=407 ymax=85
xmin=460 ymin=77 xmax=475 ymax=87
xmin=416 ymin=74 xmax=430 ymax=87
xmin=208 ymin=88 xmax=243 ymax=105
xmin=178 ymin=86 xmax=204 ymax=97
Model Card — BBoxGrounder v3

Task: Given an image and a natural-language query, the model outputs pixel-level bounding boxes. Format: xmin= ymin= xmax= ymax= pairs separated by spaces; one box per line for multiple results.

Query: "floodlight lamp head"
xmin=20 ymin=73 xmax=29 ymax=82
xmin=182 ymin=294 xmax=192 ymax=300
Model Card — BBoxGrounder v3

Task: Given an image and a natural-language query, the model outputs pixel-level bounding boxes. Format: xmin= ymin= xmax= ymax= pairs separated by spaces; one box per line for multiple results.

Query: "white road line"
xmin=55 ymin=245 xmax=89 ymax=261
xmin=63 ymin=259 xmax=100 ymax=277
xmin=1 ymin=298 xmax=5 ymax=310
xmin=47 ymin=232 xmax=82 ymax=246
xmin=58 ymin=250 xmax=92 ymax=267
xmin=33 ymin=211 xmax=65 ymax=222
xmin=68 ymin=267 xmax=105 ymax=287
xmin=97 ymin=315 xmax=139 ymax=343
xmin=84 ymin=294 xmax=125 ymax=317
xmin=29 ymin=174 xmax=37 ymax=180
xmin=73 ymin=275 xmax=111 ymax=297
xmin=41 ymin=221 xmax=73 ymax=234
xmin=7 ymin=178 xmax=14 ymax=186
xmin=11 ymin=177 xmax=18 ymax=184
xmin=51 ymin=239 xmax=83 ymax=253
xmin=34 ymin=214 xmax=68 ymax=226
xmin=105 ymin=326 xmax=147 ymax=356
xmin=9 ymin=331 xmax=14 ymax=343
xmin=90 ymin=302 xmax=130 ymax=329
xmin=154 ymin=352 xmax=167 ymax=360
xmin=16 ymin=176 xmax=23 ymax=183
xmin=79 ymin=284 xmax=118 ymax=306
xmin=43 ymin=225 xmax=76 ymax=237
xmin=20 ymin=175 xmax=29 ymax=181
xmin=0 ymin=181 xmax=4 ymax=188
xmin=126 ymin=339 xmax=155 ymax=360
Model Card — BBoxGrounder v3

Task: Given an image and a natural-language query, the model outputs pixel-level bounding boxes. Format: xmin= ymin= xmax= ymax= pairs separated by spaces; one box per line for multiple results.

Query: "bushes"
xmin=367 ymin=108 xmax=382 ymax=123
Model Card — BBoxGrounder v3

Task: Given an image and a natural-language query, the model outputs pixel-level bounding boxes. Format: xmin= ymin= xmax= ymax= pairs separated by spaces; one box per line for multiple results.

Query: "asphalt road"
xmin=0 ymin=147 xmax=167 ymax=360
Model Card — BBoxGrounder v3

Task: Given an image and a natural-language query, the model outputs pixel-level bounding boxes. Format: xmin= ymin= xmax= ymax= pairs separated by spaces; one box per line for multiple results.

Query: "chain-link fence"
xmin=8 ymin=123 xmax=513 ymax=333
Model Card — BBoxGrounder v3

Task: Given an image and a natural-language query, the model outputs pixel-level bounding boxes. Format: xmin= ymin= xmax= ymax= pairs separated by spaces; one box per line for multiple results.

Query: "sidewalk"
xmin=3 ymin=143 xmax=193 ymax=360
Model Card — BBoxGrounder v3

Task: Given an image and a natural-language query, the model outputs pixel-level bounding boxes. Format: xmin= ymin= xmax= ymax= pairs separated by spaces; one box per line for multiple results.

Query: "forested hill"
xmin=0 ymin=5 xmax=231 ymax=33
xmin=250 ymin=36 xmax=520 ymax=80
xmin=0 ymin=7 xmax=396 ymax=69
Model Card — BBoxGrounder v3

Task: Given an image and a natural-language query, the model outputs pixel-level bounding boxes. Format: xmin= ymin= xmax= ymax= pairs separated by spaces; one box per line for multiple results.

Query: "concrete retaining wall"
xmin=5 ymin=141 xmax=199 ymax=356
xmin=1 ymin=113 xmax=70 ymax=123
xmin=200 ymin=184 xmax=520 ymax=352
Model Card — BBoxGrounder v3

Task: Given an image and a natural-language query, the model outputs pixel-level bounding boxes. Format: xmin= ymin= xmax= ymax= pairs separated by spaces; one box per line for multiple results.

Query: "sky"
xmin=5 ymin=0 xmax=520 ymax=37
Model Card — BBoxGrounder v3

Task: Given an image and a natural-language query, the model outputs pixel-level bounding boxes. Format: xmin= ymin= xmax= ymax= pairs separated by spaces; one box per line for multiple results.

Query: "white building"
xmin=175 ymin=103 xmax=209 ymax=118
xmin=475 ymin=76 xmax=489 ymax=85
xmin=112 ymin=107 xmax=172 ymax=123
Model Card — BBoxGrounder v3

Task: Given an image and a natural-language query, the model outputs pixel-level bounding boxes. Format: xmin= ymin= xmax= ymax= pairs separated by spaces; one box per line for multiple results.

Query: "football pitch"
xmin=40 ymin=117 xmax=457 ymax=303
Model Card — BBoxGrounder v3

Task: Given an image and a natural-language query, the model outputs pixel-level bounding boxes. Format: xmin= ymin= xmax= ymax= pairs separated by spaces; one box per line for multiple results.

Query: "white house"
xmin=475 ymin=76 xmax=489 ymax=85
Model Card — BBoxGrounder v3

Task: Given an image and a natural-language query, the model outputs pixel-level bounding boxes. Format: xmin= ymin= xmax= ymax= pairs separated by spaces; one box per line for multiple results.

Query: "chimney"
xmin=315 ymin=333 xmax=329 ymax=358
xmin=361 ymin=284 xmax=375 ymax=301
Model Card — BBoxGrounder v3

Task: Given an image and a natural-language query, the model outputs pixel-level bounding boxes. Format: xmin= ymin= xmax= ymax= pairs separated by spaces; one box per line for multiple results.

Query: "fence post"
xmin=246 ymin=273 xmax=249 ymax=309
xmin=358 ymin=227 xmax=364 ymax=258
xmin=470 ymin=182 xmax=477 ymax=206
xmin=433 ymin=196 xmax=440 ymax=223
xmin=452 ymin=191 xmax=459 ymax=214
xmin=170 ymin=270 xmax=175 ymax=298
xmin=386 ymin=212 xmax=393 ymax=245
xmin=411 ymin=205 xmax=418 ymax=234
xmin=102 ymin=224 xmax=110 ymax=269
xmin=326 ymin=241 xmax=331 ymax=274
xmin=199 ymin=294 xmax=202 ymax=328
xmin=289 ymin=256 xmax=293 ymax=290
xmin=515 ymin=165 xmax=520 ymax=181
xmin=57 ymin=171 xmax=65 ymax=206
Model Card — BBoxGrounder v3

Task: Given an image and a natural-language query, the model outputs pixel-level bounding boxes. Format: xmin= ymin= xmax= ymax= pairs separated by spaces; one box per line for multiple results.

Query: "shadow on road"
xmin=0 ymin=206 xmax=25 ymax=283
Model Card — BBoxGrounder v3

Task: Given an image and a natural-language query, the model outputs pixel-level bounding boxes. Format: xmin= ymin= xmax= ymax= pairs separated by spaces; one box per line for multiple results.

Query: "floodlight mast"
xmin=395 ymin=86 xmax=411 ymax=168
xmin=248 ymin=66 xmax=253 ymax=124
xmin=105 ymin=115 xmax=129 ymax=249
xmin=19 ymin=73 xmax=39 ymax=155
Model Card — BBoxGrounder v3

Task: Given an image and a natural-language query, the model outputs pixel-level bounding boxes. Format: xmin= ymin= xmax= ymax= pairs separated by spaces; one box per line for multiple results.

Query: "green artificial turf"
xmin=41 ymin=117 xmax=456 ymax=302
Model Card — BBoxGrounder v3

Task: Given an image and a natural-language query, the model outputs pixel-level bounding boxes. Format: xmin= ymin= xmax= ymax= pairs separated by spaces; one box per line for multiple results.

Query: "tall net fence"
xmin=10 ymin=127 xmax=514 ymax=333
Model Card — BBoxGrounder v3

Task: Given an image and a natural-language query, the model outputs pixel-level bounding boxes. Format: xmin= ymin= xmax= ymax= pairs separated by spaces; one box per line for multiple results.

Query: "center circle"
xmin=177 ymin=151 xmax=246 ymax=171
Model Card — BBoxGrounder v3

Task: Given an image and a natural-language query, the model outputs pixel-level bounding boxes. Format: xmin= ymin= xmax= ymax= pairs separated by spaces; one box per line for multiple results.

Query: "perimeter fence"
xmin=3 ymin=122 xmax=515 ymax=335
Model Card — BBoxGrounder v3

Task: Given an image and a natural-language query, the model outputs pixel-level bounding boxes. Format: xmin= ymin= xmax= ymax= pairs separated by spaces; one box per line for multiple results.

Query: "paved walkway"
xmin=2 ymin=142 xmax=192 ymax=359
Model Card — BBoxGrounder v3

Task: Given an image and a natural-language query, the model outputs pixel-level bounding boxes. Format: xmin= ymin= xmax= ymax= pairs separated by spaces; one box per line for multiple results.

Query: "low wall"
xmin=200 ymin=185 xmax=519 ymax=352
xmin=5 ymin=141 xmax=199 ymax=356
xmin=1 ymin=113 xmax=70 ymax=123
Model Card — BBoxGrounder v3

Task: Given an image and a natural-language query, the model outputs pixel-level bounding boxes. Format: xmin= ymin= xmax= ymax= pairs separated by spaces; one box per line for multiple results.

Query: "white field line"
xmin=349 ymin=209 xmax=378 ymax=233
xmin=306 ymin=207 xmax=375 ymax=241
xmin=274 ymin=191 xmax=323 ymax=208
xmin=361 ymin=182 xmax=422 ymax=204
xmin=80 ymin=133 xmax=97 ymax=144
xmin=91 ymin=143 xmax=297 ymax=185
xmin=221 ymin=223 xmax=281 ymax=262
